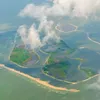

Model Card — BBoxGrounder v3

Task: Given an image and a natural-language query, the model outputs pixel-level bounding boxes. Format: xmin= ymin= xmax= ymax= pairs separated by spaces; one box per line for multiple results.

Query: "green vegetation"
xmin=66 ymin=49 xmax=75 ymax=55
xmin=48 ymin=56 xmax=55 ymax=64
xmin=74 ymin=58 xmax=84 ymax=62
xmin=81 ymin=68 xmax=96 ymax=78
xmin=10 ymin=47 xmax=32 ymax=66
xmin=43 ymin=50 xmax=71 ymax=79
xmin=49 ymin=67 xmax=66 ymax=79
xmin=43 ymin=61 xmax=70 ymax=79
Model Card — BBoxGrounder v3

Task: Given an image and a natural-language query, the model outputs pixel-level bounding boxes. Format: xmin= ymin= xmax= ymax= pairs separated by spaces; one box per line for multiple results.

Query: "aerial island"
xmin=10 ymin=45 xmax=39 ymax=68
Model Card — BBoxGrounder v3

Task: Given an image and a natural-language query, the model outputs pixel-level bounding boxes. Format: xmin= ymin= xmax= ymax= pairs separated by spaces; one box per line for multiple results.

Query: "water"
xmin=1 ymin=18 xmax=100 ymax=100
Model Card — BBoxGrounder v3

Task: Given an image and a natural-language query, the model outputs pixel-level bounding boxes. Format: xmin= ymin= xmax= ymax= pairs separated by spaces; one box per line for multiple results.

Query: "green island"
xmin=74 ymin=58 xmax=85 ymax=62
xmin=81 ymin=68 xmax=96 ymax=78
xmin=43 ymin=52 xmax=70 ymax=80
xmin=43 ymin=61 xmax=69 ymax=79
xmin=66 ymin=48 xmax=76 ymax=55
xmin=43 ymin=47 xmax=97 ymax=82
xmin=42 ymin=41 xmax=79 ymax=81
xmin=10 ymin=47 xmax=32 ymax=66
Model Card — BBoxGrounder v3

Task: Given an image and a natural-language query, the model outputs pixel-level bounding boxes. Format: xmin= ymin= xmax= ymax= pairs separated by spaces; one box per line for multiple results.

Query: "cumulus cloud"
xmin=17 ymin=25 xmax=28 ymax=44
xmin=17 ymin=0 xmax=100 ymax=50
xmin=40 ymin=19 xmax=60 ymax=44
xmin=17 ymin=20 xmax=60 ymax=50
xmin=19 ymin=4 xmax=48 ymax=20
xmin=19 ymin=0 xmax=100 ymax=18
xmin=17 ymin=24 xmax=42 ymax=50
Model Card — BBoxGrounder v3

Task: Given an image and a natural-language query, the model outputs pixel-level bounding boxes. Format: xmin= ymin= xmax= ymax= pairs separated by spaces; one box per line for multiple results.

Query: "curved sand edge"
xmin=0 ymin=64 xmax=80 ymax=93
xmin=87 ymin=32 xmax=100 ymax=45
xmin=55 ymin=23 xmax=78 ymax=33
xmin=8 ymin=33 xmax=40 ymax=69
xmin=9 ymin=48 xmax=40 ymax=69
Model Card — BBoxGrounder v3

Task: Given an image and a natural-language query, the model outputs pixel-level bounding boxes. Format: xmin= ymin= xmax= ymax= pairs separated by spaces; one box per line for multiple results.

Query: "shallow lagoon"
xmin=1 ymin=18 xmax=100 ymax=100
xmin=56 ymin=23 xmax=76 ymax=32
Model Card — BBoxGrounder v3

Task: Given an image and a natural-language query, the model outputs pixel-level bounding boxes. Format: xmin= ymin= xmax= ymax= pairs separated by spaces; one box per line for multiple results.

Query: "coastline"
xmin=9 ymin=51 xmax=40 ymax=69
xmin=8 ymin=32 xmax=40 ymax=69
xmin=55 ymin=23 xmax=78 ymax=33
xmin=0 ymin=64 xmax=80 ymax=93
xmin=41 ymin=55 xmax=100 ymax=85
xmin=86 ymin=32 xmax=100 ymax=45
xmin=8 ymin=34 xmax=40 ymax=68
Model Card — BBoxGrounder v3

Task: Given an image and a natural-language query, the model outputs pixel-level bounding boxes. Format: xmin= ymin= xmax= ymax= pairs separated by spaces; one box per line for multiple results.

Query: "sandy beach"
xmin=0 ymin=64 xmax=80 ymax=92
xmin=0 ymin=64 xmax=5 ymax=67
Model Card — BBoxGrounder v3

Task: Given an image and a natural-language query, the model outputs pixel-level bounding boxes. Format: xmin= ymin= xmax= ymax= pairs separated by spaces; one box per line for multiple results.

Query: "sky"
xmin=1 ymin=0 xmax=100 ymax=31
xmin=0 ymin=0 xmax=47 ymax=31
xmin=1 ymin=0 xmax=100 ymax=47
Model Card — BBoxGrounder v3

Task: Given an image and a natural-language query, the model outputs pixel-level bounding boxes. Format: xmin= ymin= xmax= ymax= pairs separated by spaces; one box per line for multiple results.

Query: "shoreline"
xmin=0 ymin=64 xmax=80 ymax=93
xmin=41 ymin=63 xmax=100 ymax=85
xmin=87 ymin=32 xmax=100 ymax=45
xmin=8 ymin=44 xmax=40 ymax=69
xmin=41 ymin=55 xmax=100 ymax=85
xmin=8 ymin=33 xmax=40 ymax=69
xmin=9 ymin=51 xmax=40 ymax=69
xmin=55 ymin=23 xmax=78 ymax=33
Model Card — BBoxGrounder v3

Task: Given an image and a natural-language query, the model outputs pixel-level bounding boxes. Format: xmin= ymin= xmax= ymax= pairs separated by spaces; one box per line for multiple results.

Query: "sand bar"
xmin=55 ymin=23 xmax=78 ymax=33
xmin=0 ymin=64 xmax=80 ymax=92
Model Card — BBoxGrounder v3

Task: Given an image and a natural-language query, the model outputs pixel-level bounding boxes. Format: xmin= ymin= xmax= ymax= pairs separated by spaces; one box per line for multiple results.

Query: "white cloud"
xmin=28 ymin=24 xmax=42 ymax=49
xmin=17 ymin=24 xmax=42 ymax=50
xmin=18 ymin=0 xmax=100 ymax=50
xmin=39 ymin=18 xmax=60 ymax=45
xmin=19 ymin=4 xmax=48 ymax=20
xmin=17 ymin=25 xmax=28 ymax=45
xmin=19 ymin=0 xmax=100 ymax=18
xmin=17 ymin=20 xmax=60 ymax=50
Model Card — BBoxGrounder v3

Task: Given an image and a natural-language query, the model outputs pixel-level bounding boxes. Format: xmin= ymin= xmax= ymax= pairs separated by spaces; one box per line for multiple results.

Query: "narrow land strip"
xmin=87 ymin=32 xmax=100 ymax=45
xmin=55 ymin=23 xmax=78 ymax=33
xmin=0 ymin=64 xmax=80 ymax=93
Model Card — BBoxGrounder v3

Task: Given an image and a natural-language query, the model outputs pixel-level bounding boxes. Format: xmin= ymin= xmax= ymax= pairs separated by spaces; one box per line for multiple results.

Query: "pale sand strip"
xmin=87 ymin=32 xmax=100 ymax=45
xmin=55 ymin=23 xmax=78 ymax=33
xmin=0 ymin=64 xmax=79 ymax=92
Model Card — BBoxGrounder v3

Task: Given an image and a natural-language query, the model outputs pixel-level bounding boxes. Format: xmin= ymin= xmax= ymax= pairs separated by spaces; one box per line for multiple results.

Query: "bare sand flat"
xmin=0 ymin=64 xmax=5 ymax=67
